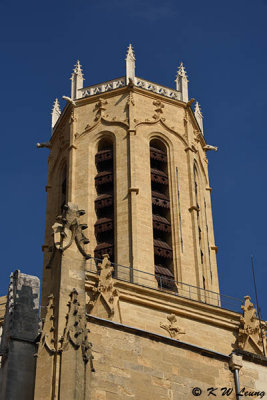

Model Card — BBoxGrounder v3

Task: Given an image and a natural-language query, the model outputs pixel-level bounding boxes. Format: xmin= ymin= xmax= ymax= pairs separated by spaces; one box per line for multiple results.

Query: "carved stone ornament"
xmin=47 ymin=203 xmax=90 ymax=268
xmin=36 ymin=294 xmax=56 ymax=354
xmin=237 ymin=296 xmax=267 ymax=355
xmin=94 ymin=98 xmax=107 ymax=121
xmin=60 ymin=289 xmax=94 ymax=368
xmin=152 ymin=100 xmax=165 ymax=120
xmin=160 ymin=314 xmax=185 ymax=340
xmin=183 ymin=108 xmax=188 ymax=127
xmin=88 ymin=254 xmax=119 ymax=318
xmin=127 ymin=90 xmax=135 ymax=106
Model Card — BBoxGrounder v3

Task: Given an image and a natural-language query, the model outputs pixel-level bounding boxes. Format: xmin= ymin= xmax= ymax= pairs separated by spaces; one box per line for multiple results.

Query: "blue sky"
xmin=0 ymin=0 xmax=266 ymax=318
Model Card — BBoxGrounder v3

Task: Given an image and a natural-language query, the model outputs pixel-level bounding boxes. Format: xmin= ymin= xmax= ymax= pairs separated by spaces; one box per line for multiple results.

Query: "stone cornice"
xmin=85 ymin=273 xmax=241 ymax=331
xmin=52 ymin=83 xmax=206 ymax=149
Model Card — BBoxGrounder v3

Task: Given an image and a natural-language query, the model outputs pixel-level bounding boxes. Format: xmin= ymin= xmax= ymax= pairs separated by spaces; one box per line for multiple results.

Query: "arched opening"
xmin=94 ymin=137 xmax=114 ymax=263
xmin=150 ymin=139 xmax=174 ymax=290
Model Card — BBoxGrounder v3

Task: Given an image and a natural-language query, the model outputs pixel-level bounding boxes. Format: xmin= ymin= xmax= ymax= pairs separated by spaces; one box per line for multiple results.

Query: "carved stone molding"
xmin=237 ymin=296 xmax=267 ymax=355
xmin=160 ymin=314 xmax=185 ymax=340
xmin=75 ymin=112 xmax=129 ymax=142
xmin=36 ymin=294 xmax=56 ymax=355
xmin=183 ymin=108 xmax=188 ymax=127
xmin=127 ymin=91 xmax=135 ymax=107
xmin=94 ymin=98 xmax=108 ymax=121
xmin=60 ymin=289 xmax=94 ymax=367
xmin=68 ymin=109 xmax=76 ymax=125
xmin=46 ymin=203 xmax=90 ymax=268
xmin=152 ymin=100 xmax=165 ymax=120
xmin=87 ymin=254 xmax=119 ymax=319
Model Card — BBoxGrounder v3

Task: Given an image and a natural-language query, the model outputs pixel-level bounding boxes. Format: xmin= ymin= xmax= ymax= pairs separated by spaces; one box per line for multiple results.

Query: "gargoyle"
xmin=36 ymin=142 xmax=52 ymax=149
xmin=62 ymin=96 xmax=76 ymax=106
xmin=203 ymin=145 xmax=218 ymax=152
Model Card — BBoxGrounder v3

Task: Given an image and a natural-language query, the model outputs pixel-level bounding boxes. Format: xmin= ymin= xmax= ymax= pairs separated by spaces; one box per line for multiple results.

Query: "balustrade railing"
xmin=78 ymin=76 xmax=182 ymax=101
xmin=86 ymin=257 xmax=243 ymax=313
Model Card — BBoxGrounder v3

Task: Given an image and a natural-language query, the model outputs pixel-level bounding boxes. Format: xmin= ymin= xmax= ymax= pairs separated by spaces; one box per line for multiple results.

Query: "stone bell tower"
xmin=34 ymin=46 xmax=267 ymax=400
xmin=41 ymin=46 xmax=219 ymax=303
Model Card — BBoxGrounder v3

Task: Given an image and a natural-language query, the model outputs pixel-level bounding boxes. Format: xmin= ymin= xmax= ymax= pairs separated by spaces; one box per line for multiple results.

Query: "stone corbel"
xmin=210 ymin=245 xmax=218 ymax=254
xmin=41 ymin=244 xmax=49 ymax=252
xmin=229 ymin=354 xmax=243 ymax=371
xmin=188 ymin=205 xmax=200 ymax=213
xmin=128 ymin=187 xmax=139 ymax=195
xmin=45 ymin=185 xmax=52 ymax=192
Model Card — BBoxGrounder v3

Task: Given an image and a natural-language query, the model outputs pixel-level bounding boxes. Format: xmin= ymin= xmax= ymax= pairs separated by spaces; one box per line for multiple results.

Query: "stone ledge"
xmin=87 ymin=314 xmax=230 ymax=362
xmin=234 ymin=349 xmax=267 ymax=366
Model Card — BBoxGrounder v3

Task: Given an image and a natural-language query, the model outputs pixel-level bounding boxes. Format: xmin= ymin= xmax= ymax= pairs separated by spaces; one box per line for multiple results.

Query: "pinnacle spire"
xmin=51 ymin=98 xmax=61 ymax=129
xmin=176 ymin=62 xmax=188 ymax=81
xmin=73 ymin=60 xmax=84 ymax=77
xmin=126 ymin=43 xmax=135 ymax=84
xmin=194 ymin=101 xmax=204 ymax=133
xmin=175 ymin=62 xmax=189 ymax=102
xmin=71 ymin=60 xmax=84 ymax=100
xmin=126 ymin=44 xmax=135 ymax=61
xmin=194 ymin=101 xmax=202 ymax=116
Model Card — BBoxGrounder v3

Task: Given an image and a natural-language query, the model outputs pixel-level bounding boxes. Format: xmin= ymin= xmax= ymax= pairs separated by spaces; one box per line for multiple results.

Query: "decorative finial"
xmin=71 ymin=60 xmax=84 ymax=100
xmin=51 ymin=98 xmax=61 ymax=129
xmin=175 ymin=62 xmax=189 ymax=102
xmin=194 ymin=101 xmax=204 ymax=133
xmin=73 ymin=60 xmax=83 ymax=77
xmin=126 ymin=44 xmax=135 ymax=61
xmin=177 ymin=62 xmax=188 ymax=81
xmin=126 ymin=44 xmax=135 ymax=84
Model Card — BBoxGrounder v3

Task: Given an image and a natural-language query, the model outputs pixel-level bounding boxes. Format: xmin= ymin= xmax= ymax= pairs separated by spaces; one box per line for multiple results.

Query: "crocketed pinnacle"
xmin=73 ymin=60 xmax=83 ymax=77
xmin=176 ymin=62 xmax=188 ymax=81
xmin=194 ymin=101 xmax=203 ymax=117
xmin=51 ymin=98 xmax=61 ymax=115
xmin=126 ymin=43 xmax=135 ymax=61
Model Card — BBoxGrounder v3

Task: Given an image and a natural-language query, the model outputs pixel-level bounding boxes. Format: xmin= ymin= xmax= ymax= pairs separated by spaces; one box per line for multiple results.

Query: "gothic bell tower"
xmin=41 ymin=45 xmax=219 ymax=301
xmin=34 ymin=46 xmax=235 ymax=400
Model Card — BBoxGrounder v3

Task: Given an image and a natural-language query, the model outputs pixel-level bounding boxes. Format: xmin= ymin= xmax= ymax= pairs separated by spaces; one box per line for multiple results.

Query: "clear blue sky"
xmin=0 ymin=0 xmax=266 ymax=318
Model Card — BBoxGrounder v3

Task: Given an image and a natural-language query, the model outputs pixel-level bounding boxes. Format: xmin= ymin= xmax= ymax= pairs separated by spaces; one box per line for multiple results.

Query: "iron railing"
xmin=86 ymin=258 xmax=243 ymax=313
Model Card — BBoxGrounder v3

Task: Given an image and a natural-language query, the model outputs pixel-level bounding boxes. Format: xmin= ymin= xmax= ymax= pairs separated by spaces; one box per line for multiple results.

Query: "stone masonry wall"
xmin=88 ymin=318 xmax=267 ymax=400
xmin=0 ymin=271 xmax=40 ymax=400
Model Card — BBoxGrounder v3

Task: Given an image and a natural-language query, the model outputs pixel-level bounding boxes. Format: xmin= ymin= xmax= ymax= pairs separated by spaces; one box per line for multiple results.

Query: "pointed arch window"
xmin=150 ymin=139 xmax=175 ymax=290
xmin=94 ymin=138 xmax=114 ymax=263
